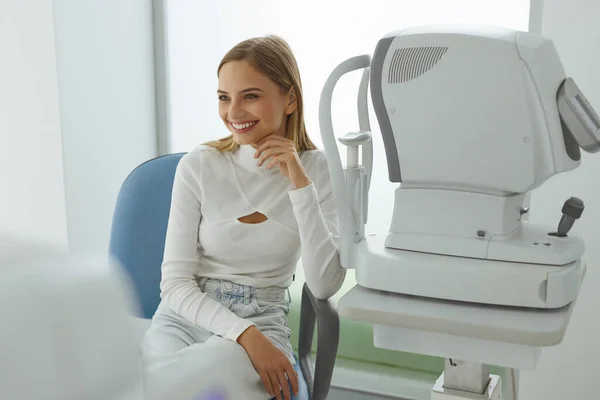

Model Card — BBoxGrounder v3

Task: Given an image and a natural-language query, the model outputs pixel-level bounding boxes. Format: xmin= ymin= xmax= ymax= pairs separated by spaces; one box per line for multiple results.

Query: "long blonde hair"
xmin=205 ymin=35 xmax=317 ymax=152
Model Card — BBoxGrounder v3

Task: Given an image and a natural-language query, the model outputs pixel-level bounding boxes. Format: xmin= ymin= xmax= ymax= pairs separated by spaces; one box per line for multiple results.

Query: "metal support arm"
xmin=297 ymin=283 xmax=340 ymax=400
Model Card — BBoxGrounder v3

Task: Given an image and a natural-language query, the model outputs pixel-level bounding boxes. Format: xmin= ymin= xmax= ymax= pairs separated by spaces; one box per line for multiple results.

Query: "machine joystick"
xmin=552 ymin=197 xmax=585 ymax=237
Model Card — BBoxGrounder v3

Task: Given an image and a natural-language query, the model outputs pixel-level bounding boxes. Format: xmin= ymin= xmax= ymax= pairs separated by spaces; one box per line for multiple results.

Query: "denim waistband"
xmin=197 ymin=277 xmax=287 ymax=302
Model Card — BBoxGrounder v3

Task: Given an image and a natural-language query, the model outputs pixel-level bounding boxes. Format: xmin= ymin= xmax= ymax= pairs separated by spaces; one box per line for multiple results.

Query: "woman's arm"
xmin=159 ymin=153 xmax=255 ymax=342
xmin=288 ymin=152 xmax=346 ymax=299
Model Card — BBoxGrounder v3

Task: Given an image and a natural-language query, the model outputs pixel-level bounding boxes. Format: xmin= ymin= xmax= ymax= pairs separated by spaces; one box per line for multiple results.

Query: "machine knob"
xmin=556 ymin=197 xmax=584 ymax=237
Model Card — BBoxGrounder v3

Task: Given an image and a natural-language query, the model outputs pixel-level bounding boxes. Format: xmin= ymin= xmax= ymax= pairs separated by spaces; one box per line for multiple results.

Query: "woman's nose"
xmin=228 ymin=100 xmax=246 ymax=119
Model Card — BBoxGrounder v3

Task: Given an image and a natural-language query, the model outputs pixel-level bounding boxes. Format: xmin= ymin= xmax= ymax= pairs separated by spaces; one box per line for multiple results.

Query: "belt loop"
xmin=197 ymin=276 xmax=209 ymax=291
xmin=244 ymin=284 xmax=251 ymax=303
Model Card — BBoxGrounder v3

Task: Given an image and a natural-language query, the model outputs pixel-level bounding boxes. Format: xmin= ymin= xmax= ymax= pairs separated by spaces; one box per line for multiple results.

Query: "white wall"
xmin=0 ymin=0 xmax=69 ymax=250
xmin=52 ymin=0 xmax=157 ymax=254
xmin=1 ymin=0 xmax=157 ymax=255
xmin=520 ymin=0 xmax=600 ymax=399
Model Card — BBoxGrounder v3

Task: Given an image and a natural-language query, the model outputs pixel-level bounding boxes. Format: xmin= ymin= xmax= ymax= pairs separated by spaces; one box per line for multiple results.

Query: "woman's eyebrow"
xmin=217 ymin=87 xmax=264 ymax=94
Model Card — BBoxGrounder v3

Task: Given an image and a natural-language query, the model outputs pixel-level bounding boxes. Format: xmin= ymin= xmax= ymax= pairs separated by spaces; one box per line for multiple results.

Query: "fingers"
xmin=260 ymin=372 xmax=276 ymax=398
xmin=268 ymin=371 xmax=282 ymax=400
xmin=267 ymin=155 xmax=288 ymax=170
xmin=256 ymin=146 xmax=289 ymax=166
xmin=255 ymin=137 xmax=294 ymax=157
xmin=277 ymin=370 xmax=292 ymax=400
xmin=285 ymin=363 xmax=299 ymax=396
xmin=267 ymin=367 xmax=295 ymax=400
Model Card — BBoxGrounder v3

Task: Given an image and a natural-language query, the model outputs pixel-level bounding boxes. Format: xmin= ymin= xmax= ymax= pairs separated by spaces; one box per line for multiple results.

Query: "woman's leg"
xmin=141 ymin=300 xmax=272 ymax=400
xmin=235 ymin=290 xmax=308 ymax=399
xmin=141 ymin=300 xmax=212 ymax=356
xmin=243 ymin=293 xmax=295 ymax=365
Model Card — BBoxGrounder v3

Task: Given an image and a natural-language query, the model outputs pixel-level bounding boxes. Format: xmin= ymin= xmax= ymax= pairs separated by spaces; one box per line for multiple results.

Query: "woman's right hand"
xmin=237 ymin=326 xmax=299 ymax=400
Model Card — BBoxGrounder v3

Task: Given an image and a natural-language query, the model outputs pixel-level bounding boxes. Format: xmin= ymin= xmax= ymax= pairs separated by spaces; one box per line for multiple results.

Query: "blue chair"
xmin=109 ymin=153 xmax=339 ymax=400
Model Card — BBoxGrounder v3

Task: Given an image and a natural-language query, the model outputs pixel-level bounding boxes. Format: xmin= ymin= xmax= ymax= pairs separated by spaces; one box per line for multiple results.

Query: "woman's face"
xmin=218 ymin=60 xmax=296 ymax=147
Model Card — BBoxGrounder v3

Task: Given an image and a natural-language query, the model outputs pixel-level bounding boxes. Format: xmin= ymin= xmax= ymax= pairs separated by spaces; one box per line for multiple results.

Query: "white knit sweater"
xmin=159 ymin=143 xmax=345 ymax=342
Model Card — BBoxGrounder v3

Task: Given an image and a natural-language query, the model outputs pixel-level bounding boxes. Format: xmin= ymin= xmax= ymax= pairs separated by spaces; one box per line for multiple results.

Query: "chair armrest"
xmin=297 ymin=283 xmax=340 ymax=400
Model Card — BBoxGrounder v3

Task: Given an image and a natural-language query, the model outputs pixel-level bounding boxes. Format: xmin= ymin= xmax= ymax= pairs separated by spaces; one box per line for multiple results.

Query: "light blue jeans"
xmin=140 ymin=278 xmax=298 ymax=399
xmin=143 ymin=277 xmax=294 ymax=363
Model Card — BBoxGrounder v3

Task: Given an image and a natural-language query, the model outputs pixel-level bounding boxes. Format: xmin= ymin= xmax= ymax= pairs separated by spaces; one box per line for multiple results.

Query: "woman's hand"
xmin=254 ymin=135 xmax=311 ymax=189
xmin=237 ymin=326 xmax=299 ymax=400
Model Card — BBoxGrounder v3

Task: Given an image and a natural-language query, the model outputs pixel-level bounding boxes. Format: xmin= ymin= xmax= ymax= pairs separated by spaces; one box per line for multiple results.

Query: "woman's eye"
xmin=244 ymin=93 xmax=258 ymax=100
xmin=218 ymin=95 xmax=229 ymax=101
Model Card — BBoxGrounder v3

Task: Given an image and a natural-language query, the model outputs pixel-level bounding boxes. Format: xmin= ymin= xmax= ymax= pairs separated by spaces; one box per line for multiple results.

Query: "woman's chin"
xmin=232 ymin=132 xmax=265 ymax=146
xmin=232 ymin=134 xmax=254 ymax=145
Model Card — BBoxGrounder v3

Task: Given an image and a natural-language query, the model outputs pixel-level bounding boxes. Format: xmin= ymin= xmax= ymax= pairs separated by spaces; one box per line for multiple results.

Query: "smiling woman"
xmin=141 ymin=34 xmax=345 ymax=400
xmin=216 ymin=58 xmax=292 ymax=145
xmin=207 ymin=35 xmax=317 ymax=153
xmin=217 ymin=83 xmax=267 ymax=138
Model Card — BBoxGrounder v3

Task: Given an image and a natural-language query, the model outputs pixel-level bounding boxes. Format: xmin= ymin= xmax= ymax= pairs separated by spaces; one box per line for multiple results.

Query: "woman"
xmin=141 ymin=35 xmax=345 ymax=400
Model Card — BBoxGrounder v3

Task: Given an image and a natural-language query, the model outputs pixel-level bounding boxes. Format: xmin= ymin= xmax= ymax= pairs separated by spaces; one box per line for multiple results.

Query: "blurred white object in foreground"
xmin=0 ymin=233 xmax=142 ymax=400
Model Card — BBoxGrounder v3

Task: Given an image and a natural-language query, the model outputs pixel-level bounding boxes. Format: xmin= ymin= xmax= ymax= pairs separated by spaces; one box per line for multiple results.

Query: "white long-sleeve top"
xmin=159 ymin=143 xmax=346 ymax=342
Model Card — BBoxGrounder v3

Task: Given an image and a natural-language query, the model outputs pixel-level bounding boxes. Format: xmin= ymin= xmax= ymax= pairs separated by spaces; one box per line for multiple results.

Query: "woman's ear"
xmin=285 ymin=87 xmax=298 ymax=115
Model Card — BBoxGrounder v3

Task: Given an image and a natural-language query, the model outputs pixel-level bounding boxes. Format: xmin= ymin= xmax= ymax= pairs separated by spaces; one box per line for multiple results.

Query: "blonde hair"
xmin=205 ymin=35 xmax=317 ymax=152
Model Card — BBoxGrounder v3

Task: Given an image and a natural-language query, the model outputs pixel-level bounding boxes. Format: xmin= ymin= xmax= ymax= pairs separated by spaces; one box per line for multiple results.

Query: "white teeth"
xmin=231 ymin=121 xmax=257 ymax=130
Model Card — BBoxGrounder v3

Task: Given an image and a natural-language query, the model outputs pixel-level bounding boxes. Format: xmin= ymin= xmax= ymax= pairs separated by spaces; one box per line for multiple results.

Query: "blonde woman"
xmin=141 ymin=35 xmax=345 ymax=400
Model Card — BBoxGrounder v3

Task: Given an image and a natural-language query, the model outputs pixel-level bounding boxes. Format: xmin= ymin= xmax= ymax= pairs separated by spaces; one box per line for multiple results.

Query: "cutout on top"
xmin=237 ymin=212 xmax=268 ymax=224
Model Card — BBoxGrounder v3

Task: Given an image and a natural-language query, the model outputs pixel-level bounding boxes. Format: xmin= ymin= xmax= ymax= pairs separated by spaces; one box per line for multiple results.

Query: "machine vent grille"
xmin=388 ymin=46 xmax=448 ymax=83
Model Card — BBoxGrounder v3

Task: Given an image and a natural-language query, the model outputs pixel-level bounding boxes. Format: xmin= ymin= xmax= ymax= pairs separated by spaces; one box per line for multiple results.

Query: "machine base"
xmin=373 ymin=325 xmax=541 ymax=370
xmin=355 ymin=234 xmax=585 ymax=309
xmin=386 ymin=188 xmax=584 ymax=267
xmin=431 ymin=373 xmax=502 ymax=400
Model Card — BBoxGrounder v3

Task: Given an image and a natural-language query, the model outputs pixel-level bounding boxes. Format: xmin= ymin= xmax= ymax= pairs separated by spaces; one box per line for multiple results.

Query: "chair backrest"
xmin=109 ymin=153 xmax=185 ymax=318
